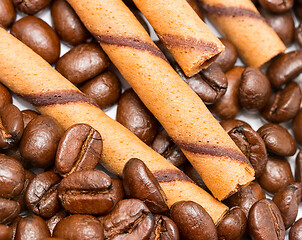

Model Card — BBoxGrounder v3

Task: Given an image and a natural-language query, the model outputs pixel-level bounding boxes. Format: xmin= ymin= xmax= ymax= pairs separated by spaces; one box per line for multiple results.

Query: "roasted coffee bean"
xmin=186 ymin=0 xmax=203 ymax=19
xmin=259 ymin=155 xmax=294 ymax=193
xmin=248 ymin=199 xmax=285 ymax=240
xmin=258 ymin=123 xmax=296 ymax=157
xmin=56 ymin=43 xmax=109 ymax=84
xmin=258 ymin=0 xmax=293 ymax=13
xmin=117 ymin=89 xmax=159 ymax=145
xmin=261 ymin=82 xmax=301 ymax=123
xmin=13 ymin=0 xmax=52 ymax=15
xmin=15 ymin=215 xmax=51 ymax=240
xmin=170 ymin=201 xmax=218 ymax=240
xmin=296 ymin=151 xmax=302 ymax=182
xmin=55 ymin=124 xmax=102 ymax=177
xmin=58 ymin=170 xmax=122 ymax=215
xmin=225 ymin=182 xmax=266 ymax=217
xmin=80 ymin=71 xmax=122 ymax=110
xmin=217 ymin=206 xmax=247 ymax=240
xmin=11 ymin=16 xmax=60 ymax=64
xmin=272 ymin=183 xmax=302 ymax=229
xmin=149 ymin=215 xmax=180 ymax=240
xmin=26 ymin=171 xmax=61 ymax=218
xmin=0 ymin=83 xmax=12 ymax=109
xmin=214 ymin=38 xmax=238 ymax=72
xmin=46 ymin=211 xmax=67 ymax=235
xmin=100 ymin=199 xmax=154 ymax=240
xmin=289 ymin=218 xmax=302 ymax=240
xmin=10 ymin=216 xmax=21 ymax=239
xmin=152 ymin=129 xmax=187 ymax=167
xmin=0 ymin=198 xmax=20 ymax=225
xmin=295 ymin=3 xmax=302 ymax=20
xmin=0 ymin=224 xmax=13 ymax=240
xmin=21 ymin=110 xmax=39 ymax=129
xmin=0 ymin=0 xmax=15 ymax=28
xmin=267 ymin=50 xmax=302 ymax=88
xmin=210 ymin=67 xmax=244 ymax=120
xmin=293 ymin=109 xmax=302 ymax=145
xmin=239 ymin=67 xmax=271 ymax=110
xmin=295 ymin=22 xmax=302 ymax=48
xmin=2 ymin=146 xmax=30 ymax=169
xmin=220 ymin=119 xmax=251 ymax=133
xmin=183 ymin=163 xmax=208 ymax=190
xmin=123 ymin=158 xmax=168 ymax=214
xmin=20 ymin=115 xmax=64 ymax=168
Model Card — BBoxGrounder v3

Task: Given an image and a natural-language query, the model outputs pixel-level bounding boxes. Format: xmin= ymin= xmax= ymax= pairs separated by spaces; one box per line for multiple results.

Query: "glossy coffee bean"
xmin=13 ymin=0 xmax=52 ymax=15
xmin=273 ymin=183 xmax=302 ymax=229
xmin=183 ymin=163 xmax=208 ymax=190
xmin=295 ymin=22 xmax=302 ymax=48
xmin=0 ymin=83 xmax=12 ymax=109
xmin=217 ymin=207 xmax=247 ymax=240
xmin=21 ymin=110 xmax=39 ymax=129
xmin=296 ymin=151 xmax=302 ymax=182
xmin=214 ymin=38 xmax=238 ymax=72
xmin=55 ymin=124 xmax=102 ymax=177
xmin=186 ymin=0 xmax=203 ymax=19
xmin=248 ymin=199 xmax=285 ymax=240
xmin=58 ymin=170 xmax=122 ymax=215
xmin=117 ymin=89 xmax=159 ymax=145
xmin=258 ymin=0 xmax=293 ymax=13
xmin=15 ymin=215 xmax=51 ymax=240
xmin=11 ymin=16 xmax=60 ymax=64
xmin=267 ymin=50 xmax=302 ymax=88
xmin=80 ymin=71 xmax=122 ymax=110
xmin=46 ymin=211 xmax=67 ymax=235
xmin=20 ymin=115 xmax=64 ymax=168
xmin=289 ymin=218 xmax=302 ymax=240
xmin=55 ymin=43 xmax=109 ymax=84
xmin=0 ymin=0 xmax=16 ymax=28
xmin=2 ymin=145 xmax=30 ymax=169
xmin=123 ymin=158 xmax=168 ymax=214
xmin=258 ymin=123 xmax=296 ymax=157
xmin=261 ymin=82 xmax=301 ymax=123
xmin=0 ymin=198 xmax=20 ymax=225
xmin=0 ymin=224 xmax=13 ymax=240
xmin=293 ymin=109 xmax=302 ymax=145
xmin=239 ymin=67 xmax=271 ymax=110
xmin=170 ymin=201 xmax=218 ymax=240
xmin=26 ymin=171 xmax=61 ymax=218
xmin=149 ymin=215 xmax=180 ymax=240
xmin=220 ymin=119 xmax=251 ymax=133
xmin=258 ymin=155 xmax=294 ymax=194
xmin=152 ymin=129 xmax=187 ymax=167
xmin=10 ymin=216 xmax=21 ymax=240
xmin=210 ymin=67 xmax=244 ymax=120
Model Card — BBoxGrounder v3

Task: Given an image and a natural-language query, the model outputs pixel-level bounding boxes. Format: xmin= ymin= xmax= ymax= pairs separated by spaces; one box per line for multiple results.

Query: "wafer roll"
xmin=67 ymin=0 xmax=255 ymax=201
xmin=198 ymin=0 xmax=286 ymax=68
xmin=132 ymin=0 xmax=224 ymax=77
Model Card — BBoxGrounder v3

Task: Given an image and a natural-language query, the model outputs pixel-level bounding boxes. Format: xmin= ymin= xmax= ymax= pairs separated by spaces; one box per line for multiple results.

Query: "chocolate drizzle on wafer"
xmin=153 ymin=169 xmax=194 ymax=183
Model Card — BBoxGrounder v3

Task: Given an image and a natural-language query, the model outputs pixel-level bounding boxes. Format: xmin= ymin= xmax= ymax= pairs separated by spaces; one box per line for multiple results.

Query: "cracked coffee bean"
xmin=149 ymin=215 xmax=180 ymax=240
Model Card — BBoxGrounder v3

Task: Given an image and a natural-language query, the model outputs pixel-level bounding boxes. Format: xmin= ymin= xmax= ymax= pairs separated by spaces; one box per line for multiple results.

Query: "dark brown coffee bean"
xmin=294 ymin=3 xmax=302 ymax=20
xmin=21 ymin=110 xmax=39 ymax=129
xmin=183 ymin=163 xmax=208 ymax=190
xmin=214 ymin=38 xmax=238 ymax=72
xmin=170 ymin=201 xmax=218 ymax=240
xmin=55 ymin=43 xmax=109 ymax=84
xmin=55 ymin=124 xmax=102 ymax=177
xmin=46 ymin=211 xmax=67 ymax=235
xmin=296 ymin=151 xmax=302 ymax=182
xmin=117 ymin=88 xmax=159 ymax=145
xmin=149 ymin=215 xmax=180 ymax=240
xmin=225 ymin=182 xmax=266 ymax=217
xmin=152 ymin=129 xmax=187 ymax=167
xmin=10 ymin=16 xmax=60 ymax=64
xmin=0 ymin=198 xmax=20 ymax=225
xmin=80 ymin=71 xmax=122 ymax=110
xmin=13 ymin=0 xmax=52 ymax=15
xmin=41 ymin=238 xmax=67 ymax=240
xmin=258 ymin=0 xmax=293 ymax=13
xmin=293 ymin=109 xmax=302 ymax=145
xmin=0 ymin=0 xmax=16 ymax=28
xmin=295 ymin=22 xmax=302 ymax=48
xmin=100 ymin=199 xmax=154 ymax=240
xmin=0 ymin=83 xmax=12 ymax=109
xmin=272 ymin=183 xmax=302 ymax=229
xmin=220 ymin=119 xmax=251 ymax=133
xmin=217 ymin=207 xmax=247 ymax=240
xmin=239 ymin=67 xmax=271 ymax=110
xmin=248 ymin=199 xmax=285 ymax=240
xmin=186 ymin=0 xmax=204 ymax=20
xmin=267 ymin=50 xmax=302 ymax=88
xmin=123 ymin=158 xmax=168 ymax=214
xmin=289 ymin=218 xmax=302 ymax=240
xmin=2 ymin=145 xmax=30 ymax=169
xmin=258 ymin=155 xmax=294 ymax=193
xmin=0 ymin=224 xmax=13 ymax=240
xmin=210 ymin=67 xmax=244 ymax=120
xmin=58 ymin=170 xmax=122 ymax=215
xmin=20 ymin=115 xmax=64 ymax=168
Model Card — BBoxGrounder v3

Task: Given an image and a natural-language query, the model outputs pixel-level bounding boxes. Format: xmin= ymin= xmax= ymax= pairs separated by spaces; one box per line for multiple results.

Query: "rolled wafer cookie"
xmin=67 ymin=0 xmax=255 ymax=201
xmin=0 ymin=28 xmax=228 ymax=224
xmin=132 ymin=0 xmax=224 ymax=77
xmin=197 ymin=0 xmax=286 ymax=68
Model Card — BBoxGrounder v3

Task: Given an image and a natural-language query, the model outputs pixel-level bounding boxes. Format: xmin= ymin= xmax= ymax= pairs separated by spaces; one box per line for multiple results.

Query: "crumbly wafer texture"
xmin=132 ymin=0 xmax=225 ymax=77
xmin=198 ymin=0 xmax=286 ymax=68
xmin=67 ymin=0 xmax=255 ymax=201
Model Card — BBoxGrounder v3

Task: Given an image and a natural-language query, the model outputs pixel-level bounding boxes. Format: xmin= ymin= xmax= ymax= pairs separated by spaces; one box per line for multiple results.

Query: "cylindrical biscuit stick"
xmin=132 ymin=0 xmax=224 ymax=77
xmin=0 ymin=28 xmax=228 ymax=224
xmin=67 ymin=0 xmax=255 ymax=201
xmin=198 ymin=0 xmax=286 ymax=68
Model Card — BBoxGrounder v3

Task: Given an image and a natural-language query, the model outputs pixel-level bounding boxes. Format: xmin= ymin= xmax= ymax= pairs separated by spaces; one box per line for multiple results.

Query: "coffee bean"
xmin=13 ymin=0 xmax=52 ymax=15
xmin=100 ymin=199 xmax=154 ymax=240
xmin=296 ymin=151 xmax=302 ymax=182
xmin=149 ymin=215 xmax=180 ymax=240
xmin=248 ymin=199 xmax=285 ymax=240
xmin=20 ymin=115 xmax=64 ymax=168
xmin=258 ymin=123 xmax=297 ymax=157
xmin=117 ymin=88 xmax=159 ymax=145
xmin=152 ymin=129 xmax=187 ymax=167
xmin=46 ymin=211 xmax=67 ymax=235
xmin=0 ymin=83 xmax=12 ymax=109
xmin=295 ymin=22 xmax=302 ymax=48
xmin=183 ymin=163 xmax=208 ymax=190
xmin=273 ymin=183 xmax=302 ymax=229
xmin=55 ymin=43 xmax=109 ymax=84
xmin=80 ymin=71 xmax=122 ymax=110
xmin=21 ymin=110 xmax=39 ymax=129
xmin=123 ymin=158 xmax=169 ymax=214
xmin=259 ymin=155 xmax=294 ymax=194
xmin=0 ymin=224 xmax=13 ymax=240
xmin=258 ymin=0 xmax=293 ymax=13
xmin=2 ymin=146 xmax=30 ymax=169
xmin=170 ymin=201 xmax=218 ymax=240
xmin=217 ymin=207 xmax=247 ymax=240
xmin=11 ymin=16 xmax=60 ymax=64
xmin=293 ymin=109 xmax=302 ymax=145
xmin=289 ymin=218 xmax=302 ymax=240
xmin=55 ymin=124 xmax=102 ymax=177
xmin=214 ymin=38 xmax=238 ymax=72
xmin=0 ymin=0 xmax=16 ymax=28
xmin=220 ymin=119 xmax=251 ymax=133
xmin=0 ymin=198 xmax=20 ymax=225
xmin=261 ymin=82 xmax=301 ymax=123
xmin=186 ymin=0 xmax=203 ymax=20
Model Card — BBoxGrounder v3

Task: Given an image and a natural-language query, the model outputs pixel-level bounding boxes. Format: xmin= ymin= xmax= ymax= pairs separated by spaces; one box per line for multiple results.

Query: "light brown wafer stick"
xmin=132 ymin=0 xmax=224 ymax=77
xmin=197 ymin=0 xmax=286 ymax=68
xmin=67 ymin=0 xmax=255 ymax=201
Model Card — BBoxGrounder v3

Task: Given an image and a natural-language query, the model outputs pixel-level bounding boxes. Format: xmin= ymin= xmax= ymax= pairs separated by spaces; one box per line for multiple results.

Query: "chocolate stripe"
xmin=153 ymin=169 xmax=194 ymax=184
xmin=94 ymin=34 xmax=168 ymax=62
